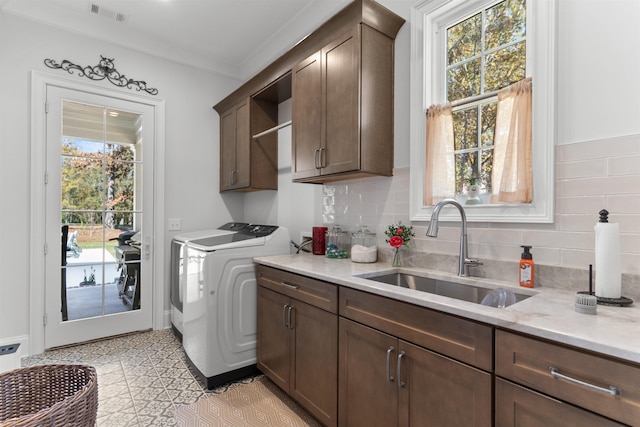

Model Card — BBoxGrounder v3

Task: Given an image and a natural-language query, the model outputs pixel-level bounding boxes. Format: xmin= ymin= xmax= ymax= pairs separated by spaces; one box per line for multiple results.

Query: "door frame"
xmin=29 ymin=71 xmax=166 ymax=355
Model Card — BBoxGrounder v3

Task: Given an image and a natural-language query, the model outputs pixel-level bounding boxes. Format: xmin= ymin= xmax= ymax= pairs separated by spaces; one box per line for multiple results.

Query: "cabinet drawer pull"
xmin=279 ymin=281 xmax=299 ymax=290
xmin=549 ymin=367 xmax=622 ymax=396
xmin=283 ymin=304 xmax=289 ymax=328
xmin=386 ymin=346 xmax=395 ymax=382
xmin=397 ymin=351 xmax=406 ymax=388
xmin=287 ymin=305 xmax=294 ymax=329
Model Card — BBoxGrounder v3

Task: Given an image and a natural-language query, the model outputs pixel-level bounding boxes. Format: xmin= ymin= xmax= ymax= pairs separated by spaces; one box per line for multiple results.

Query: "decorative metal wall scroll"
xmin=44 ymin=55 xmax=159 ymax=95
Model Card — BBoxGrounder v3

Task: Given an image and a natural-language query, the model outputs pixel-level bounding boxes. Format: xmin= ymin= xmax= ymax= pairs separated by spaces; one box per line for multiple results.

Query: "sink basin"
xmin=356 ymin=272 xmax=531 ymax=308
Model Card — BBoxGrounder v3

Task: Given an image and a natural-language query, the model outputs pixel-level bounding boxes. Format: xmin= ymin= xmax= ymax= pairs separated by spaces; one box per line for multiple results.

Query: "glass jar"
xmin=325 ymin=225 xmax=349 ymax=259
xmin=351 ymin=226 xmax=377 ymax=263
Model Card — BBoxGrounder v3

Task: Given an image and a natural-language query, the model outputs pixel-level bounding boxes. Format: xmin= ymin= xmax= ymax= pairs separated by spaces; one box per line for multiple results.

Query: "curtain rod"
xmin=450 ymin=89 xmax=499 ymax=109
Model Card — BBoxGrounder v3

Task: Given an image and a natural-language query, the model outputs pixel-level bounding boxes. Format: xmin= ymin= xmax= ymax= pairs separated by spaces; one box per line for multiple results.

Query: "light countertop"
xmin=254 ymin=254 xmax=640 ymax=364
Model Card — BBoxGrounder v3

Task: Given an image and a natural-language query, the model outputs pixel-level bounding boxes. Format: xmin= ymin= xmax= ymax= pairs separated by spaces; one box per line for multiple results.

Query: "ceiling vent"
xmin=89 ymin=4 xmax=127 ymax=23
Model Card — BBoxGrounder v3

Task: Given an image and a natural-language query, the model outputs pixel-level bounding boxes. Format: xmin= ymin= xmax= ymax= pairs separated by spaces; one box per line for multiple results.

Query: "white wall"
xmin=556 ymin=0 xmax=640 ymax=145
xmin=0 ymin=13 xmax=241 ymax=346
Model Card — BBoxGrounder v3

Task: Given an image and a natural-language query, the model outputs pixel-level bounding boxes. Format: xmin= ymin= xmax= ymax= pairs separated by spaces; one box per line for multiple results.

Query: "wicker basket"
xmin=0 ymin=364 xmax=98 ymax=427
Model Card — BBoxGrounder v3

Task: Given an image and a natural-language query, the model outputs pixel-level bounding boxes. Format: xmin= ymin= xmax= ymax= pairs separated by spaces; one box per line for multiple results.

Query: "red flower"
xmin=389 ymin=236 xmax=404 ymax=248
xmin=397 ymin=228 xmax=404 ymax=234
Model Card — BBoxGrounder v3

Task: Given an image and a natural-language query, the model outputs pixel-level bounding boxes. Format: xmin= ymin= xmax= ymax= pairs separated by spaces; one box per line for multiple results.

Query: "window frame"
xmin=409 ymin=0 xmax=556 ymax=223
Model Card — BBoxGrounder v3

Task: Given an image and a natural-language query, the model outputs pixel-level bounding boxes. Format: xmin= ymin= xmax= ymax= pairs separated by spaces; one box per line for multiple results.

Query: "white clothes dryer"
xmin=182 ymin=224 xmax=290 ymax=389
xmin=169 ymin=222 xmax=249 ymax=338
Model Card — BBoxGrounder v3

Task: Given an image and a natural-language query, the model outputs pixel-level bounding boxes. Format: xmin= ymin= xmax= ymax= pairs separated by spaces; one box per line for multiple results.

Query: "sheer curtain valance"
xmin=423 ymin=77 xmax=533 ymax=206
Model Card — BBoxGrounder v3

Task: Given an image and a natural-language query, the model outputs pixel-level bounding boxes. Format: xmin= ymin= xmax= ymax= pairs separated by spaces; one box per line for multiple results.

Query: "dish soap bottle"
xmin=519 ymin=245 xmax=534 ymax=288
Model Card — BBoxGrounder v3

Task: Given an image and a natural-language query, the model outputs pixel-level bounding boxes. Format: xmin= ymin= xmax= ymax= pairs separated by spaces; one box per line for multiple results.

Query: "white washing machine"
xmin=182 ymin=224 xmax=290 ymax=389
xmin=170 ymin=222 xmax=249 ymax=338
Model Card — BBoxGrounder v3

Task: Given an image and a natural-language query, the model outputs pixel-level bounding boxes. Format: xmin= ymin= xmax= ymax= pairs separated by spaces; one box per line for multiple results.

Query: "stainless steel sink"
xmin=357 ymin=272 xmax=531 ymax=308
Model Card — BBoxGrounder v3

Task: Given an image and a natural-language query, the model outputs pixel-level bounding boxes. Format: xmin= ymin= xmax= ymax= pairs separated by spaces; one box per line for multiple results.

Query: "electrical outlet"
xmin=168 ymin=218 xmax=181 ymax=231
xmin=0 ymin=343 xmax=19 ymax=355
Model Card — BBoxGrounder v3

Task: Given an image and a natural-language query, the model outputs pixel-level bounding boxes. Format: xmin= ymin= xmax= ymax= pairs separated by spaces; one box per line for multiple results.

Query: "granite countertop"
xmin=254 ymin=254 xmax=640 ymax=364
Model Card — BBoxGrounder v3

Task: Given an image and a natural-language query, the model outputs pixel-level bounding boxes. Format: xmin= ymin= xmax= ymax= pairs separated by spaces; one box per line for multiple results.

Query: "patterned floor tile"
xmin=21 ymin=329 xmax=263 ymax=426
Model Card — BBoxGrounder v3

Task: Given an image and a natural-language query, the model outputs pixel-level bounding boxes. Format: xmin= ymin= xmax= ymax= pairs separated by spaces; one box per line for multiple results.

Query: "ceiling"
xmin=0 ymin=0 xmax=351 ymax=79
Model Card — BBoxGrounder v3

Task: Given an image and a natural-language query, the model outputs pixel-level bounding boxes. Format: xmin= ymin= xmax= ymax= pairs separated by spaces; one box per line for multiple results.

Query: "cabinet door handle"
xmin=287 ymin=305 xmax=294 ymax=329
xmin=229 ymin=170 xmax=235 ymax=185
xmin=319 ymin=147 xmax=326 ymax=168
xmin=397 ymin=351 xmax=406 ymax=388
xmin=549 ymin=367 xmax=621 ymax=396
xmin=279 ymin=281 xmax=299 ymax=290
xmin=282 ymin=304 xmax=289 ymax=328
xmin=386 ymin=346 xmax=395 ymax=382
xmin=314 ymin=149 xmax=320 ymax=169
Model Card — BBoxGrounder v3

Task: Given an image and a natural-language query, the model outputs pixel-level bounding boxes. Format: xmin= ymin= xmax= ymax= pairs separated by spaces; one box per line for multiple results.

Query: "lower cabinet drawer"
xmin=340 ymin=286 xmax=492 ymax=371
xmin=495 ymin=330 xmax=640 ymax=425
xmin=495 ymin=378 xmax=623 ymax=426
xmin=257 ymin=265 xmax=338 ymax=313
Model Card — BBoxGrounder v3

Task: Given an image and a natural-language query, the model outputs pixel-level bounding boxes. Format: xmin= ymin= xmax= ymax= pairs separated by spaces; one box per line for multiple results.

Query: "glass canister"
xmin=325 ymin=225 xmax=349 ymax=259
xmin=351 ymin=226 xmax=377 ymax=263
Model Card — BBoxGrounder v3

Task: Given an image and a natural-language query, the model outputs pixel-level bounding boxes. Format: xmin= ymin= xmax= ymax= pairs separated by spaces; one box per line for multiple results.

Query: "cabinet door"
xmin=292 ymin=52 xmax=322 ymax=180
xmin=398 ymin=341 xmax=491 ymax=427
xmin=291 ymin=300 xmax=338 ymax=427
xmin=256 ymin=286 xmax=291 ymax=392
xmin=219 ymin=100 xmax=249 ymax=191
xmin=322 ymin=28 xmax=359 ymax=176
xmin=234 ymin=100 xmax=250 ymax=188
xmin=495 ymin=379 xmax=623 ymax=427
xmin=339 ymin=317 xmax=397 ymax=427
xmin=219 ymin=107 xmax=236 ymax=191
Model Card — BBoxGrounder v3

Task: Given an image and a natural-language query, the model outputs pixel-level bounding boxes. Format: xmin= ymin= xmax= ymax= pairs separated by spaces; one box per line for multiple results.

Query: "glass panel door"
xmin=45 ymin=86 xmax=153 ymax=348
xmin=61 ymin=102 xmax=142 ymax=320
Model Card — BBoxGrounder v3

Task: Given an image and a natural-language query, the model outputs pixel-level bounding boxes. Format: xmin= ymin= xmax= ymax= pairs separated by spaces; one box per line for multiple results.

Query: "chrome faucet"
xmin=426 ymin=198 xmax=482 ymax=277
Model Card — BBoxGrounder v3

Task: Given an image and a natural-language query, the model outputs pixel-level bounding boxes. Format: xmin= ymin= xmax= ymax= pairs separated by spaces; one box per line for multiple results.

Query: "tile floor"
xmin=22 ymin=329 xmax=254 ymax=426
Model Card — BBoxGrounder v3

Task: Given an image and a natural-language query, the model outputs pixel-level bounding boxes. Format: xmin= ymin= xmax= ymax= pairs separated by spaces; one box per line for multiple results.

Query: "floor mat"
xmin=174 ymin=376 xmax=321 ymax=427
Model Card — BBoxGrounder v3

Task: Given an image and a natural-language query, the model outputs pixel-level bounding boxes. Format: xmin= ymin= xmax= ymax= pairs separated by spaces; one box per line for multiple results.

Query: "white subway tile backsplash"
xmin=556 ymin=158 xmax=606 ymax=179
xmin=556 ymin=175 xmax=640 ymax=197
xmin=557 ymin=214 xmax=601 ymax=232
xmin=608 ymin=154 xmax=640 ymax=176
xmin=555 ymin=196 xmax=606 ymax=214
xmin=322 ymin=135 xmax=640 ymax=283
xmin=556 ymin=134 xmax=640 ymax=162
xmin=521 ymin=230 xmax=594 ymax=250
xmin=607 ymin=194 xmax=640 ymax=214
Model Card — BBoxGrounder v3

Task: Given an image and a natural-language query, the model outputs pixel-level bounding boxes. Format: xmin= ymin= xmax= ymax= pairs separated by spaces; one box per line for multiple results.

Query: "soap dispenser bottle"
xmin=519 ymin=245 xmax=534 ymax=288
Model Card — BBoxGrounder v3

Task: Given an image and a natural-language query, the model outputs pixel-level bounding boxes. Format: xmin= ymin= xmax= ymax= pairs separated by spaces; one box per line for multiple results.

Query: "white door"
xmin=44 ymin=85 xmax=155 ymax=348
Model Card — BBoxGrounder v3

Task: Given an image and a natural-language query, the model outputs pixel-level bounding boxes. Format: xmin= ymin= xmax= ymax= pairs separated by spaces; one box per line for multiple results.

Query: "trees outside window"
xmin=446 ymin=0 xmax=526 ymax=198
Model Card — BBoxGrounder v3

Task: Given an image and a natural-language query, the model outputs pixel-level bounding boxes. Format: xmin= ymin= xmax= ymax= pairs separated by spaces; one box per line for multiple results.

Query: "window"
xmin=447 ymin=0 xmax=526 ymax=198
xmin=410 ymin=0 xmax=556 ymax=223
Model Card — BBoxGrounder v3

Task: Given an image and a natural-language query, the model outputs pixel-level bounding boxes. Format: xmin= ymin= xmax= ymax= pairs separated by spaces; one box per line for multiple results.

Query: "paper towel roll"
xmin=594 ymin=222 xmax=622 ymax=299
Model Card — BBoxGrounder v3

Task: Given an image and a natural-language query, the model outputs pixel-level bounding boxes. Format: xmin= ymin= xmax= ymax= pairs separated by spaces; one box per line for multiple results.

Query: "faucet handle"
xmin=464 ymin=258 xmax=483 ymax=267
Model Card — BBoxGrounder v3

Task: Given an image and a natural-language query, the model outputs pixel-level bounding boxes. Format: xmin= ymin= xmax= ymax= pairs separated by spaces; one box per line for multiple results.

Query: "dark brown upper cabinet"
xmin=292 ymin=23 xmax=398 ymax=182
xmin=214 ymin=0 xmax=404 ymax=191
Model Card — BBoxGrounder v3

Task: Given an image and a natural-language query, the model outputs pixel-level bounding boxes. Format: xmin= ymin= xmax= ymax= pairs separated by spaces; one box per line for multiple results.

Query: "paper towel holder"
xmin=577 ymin=264 xmax=633 ymax=307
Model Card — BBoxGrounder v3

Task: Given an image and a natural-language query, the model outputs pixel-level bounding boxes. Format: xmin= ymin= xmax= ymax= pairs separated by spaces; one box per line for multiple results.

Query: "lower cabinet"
xmin=339 ymin=317 xmax=491 ymax=427
xmin=256 ymin=266 xmax=338 ymax=427
xmin=256 ymin=265 xmax=639 ymax=427
xmin=495 ymin=378 xmax=623 ymax=426
xmin=495 ymin=329 xmax=640 ymax=426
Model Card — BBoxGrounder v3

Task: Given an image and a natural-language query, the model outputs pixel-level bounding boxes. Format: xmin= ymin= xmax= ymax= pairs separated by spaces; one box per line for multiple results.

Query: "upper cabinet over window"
xmin=410 ymin=0 xmax=557 ymax=222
